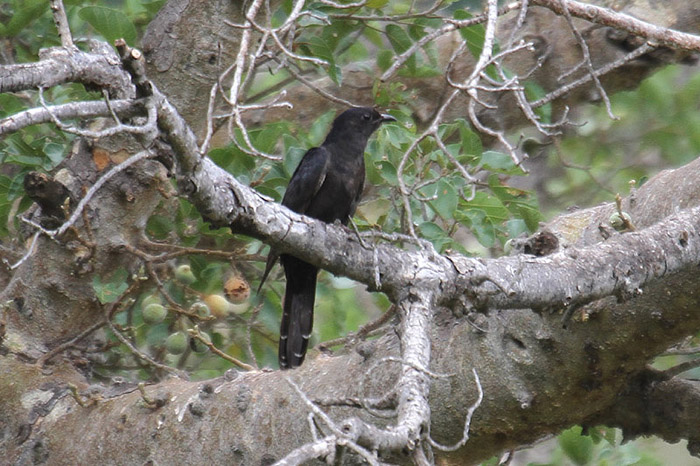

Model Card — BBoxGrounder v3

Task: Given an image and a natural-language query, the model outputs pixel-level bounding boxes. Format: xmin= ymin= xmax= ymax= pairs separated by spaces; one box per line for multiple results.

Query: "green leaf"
xmin=456 ymin=209 xmax=496 ymax=248
xmin=7 ymin=172 xmax=28 ymax=201
xmin=488 ymin=176 xmax=541 ymax=231
xmin=385 ymin=24 xmax=412 ymax=52
xmin=299 ymin=36 xmax=341 ymax=85
xmin=376 ymin=160 xmax=398 ymax=185
xmin=418 ymin=221 xmax=451 ymax=251
xmin=328 ymin=65 xmax=342 ymax=87
xmin=0 ymin=175 xmax=14 ymax=236
xmin=424 ymin=179 xmax=458 ymax=220
xmin=382 ymin=124 xmax=413 ymax=149
xmin=375 ymin=49 xmax=393 ymax=71
xmin=279 ymin=147 xmax=303 ymax=180
xmin=141 ymin=0 xmax=166 ymax=15
xmin=195 ymin=263 xmax=224 ymax=294
xmin=588 ymin=426 xmax=616 ymax=446
xmin=458 ymin=119 xmax=483 ymax=157
xmin=4 ymin=154 xmax=44 ymax=168
xmin=93 ymin=268 xmax=129 ymax=304
xmin=146 ymin=214 xmax=174 ymax=239
xmin=505 ymin=218 xmax=528 ymax=240
xmin=524 ymin=81 xmax=551 ymax=123
xmin=320 ymin=18 xmax=357 ymax=52
xmin=454 ymin=10 xmax=485 ymax=59
xmin=409 ymin=66 xmax=443 ymax=78
xmin=357 ymin=198 xmax=391 ymax=226
xmin=366 ymin=0 xmax=389 ymax=9
xmin=408 ymin=24 xmax=427 ymax=41
xmin=463 ymin=191 xmax=509 ymax=223
xmin=208 ymin=143 xmax=256 ymax=178
xmin=2 ymin=0 xmax=48 ymax=37
xmin=188 ymin=256 xmax=208 ymax=284
xmin=146 ymin=323 xmax=170 ymax=347
xmin=385 ymin=24 xmax=416 ymax=73
xmin=558 ymin=426 xmax=594 ymax=466
xmin=79 ymin=6 xmax=137 ymax=45
xmin=0 ymin=94 xmax=27 ymax=117
xmin=453 ymin=10 xmax=499 ymax=79
xmin=518 ymin=203 xmax=541 ymax=232
xmin=43 ymin=142 xmax=65 ymax=168
xmin=479 ymin=150 xmax=525 ymax=175
xmin=253 ymin=123 xmax=286 ymax=154
xmin=308 ymin=110 xmax=336 ymax=146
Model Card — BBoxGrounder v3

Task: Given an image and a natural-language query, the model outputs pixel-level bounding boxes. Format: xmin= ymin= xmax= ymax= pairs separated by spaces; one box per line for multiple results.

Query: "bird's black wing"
xmin=258 ymin=147 xmax=330 ymax=293
xmin=281 ymin=146 xmax=330 ymax=212
xmin=346 ymin=169 xmax=365 ymax=223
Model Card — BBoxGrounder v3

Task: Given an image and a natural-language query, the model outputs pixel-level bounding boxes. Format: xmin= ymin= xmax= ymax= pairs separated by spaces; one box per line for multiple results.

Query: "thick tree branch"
xmin=530 ymin=0 xmax=700 ymax=52
xmin=0 ymin=99 xmax=142 ymax=136
xmin=595 ymin=375 xmax=700 ymax=452
xmin=166 ymin=123 xmax=700 ymax=320
xmin=3 ymin=1 xmax=700 ymax=464
xmin=0 ymin=45 xmax=133 ymax=98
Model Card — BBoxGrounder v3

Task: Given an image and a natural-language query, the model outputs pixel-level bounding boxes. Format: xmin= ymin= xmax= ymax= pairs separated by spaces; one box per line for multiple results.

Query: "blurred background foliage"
xmin=1 ymin=0 xmax=699 ymax=464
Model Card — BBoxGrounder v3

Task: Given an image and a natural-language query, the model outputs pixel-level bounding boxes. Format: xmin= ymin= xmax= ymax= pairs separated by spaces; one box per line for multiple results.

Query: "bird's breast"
xmin=305 ymin=156 xmax=364 ymax=224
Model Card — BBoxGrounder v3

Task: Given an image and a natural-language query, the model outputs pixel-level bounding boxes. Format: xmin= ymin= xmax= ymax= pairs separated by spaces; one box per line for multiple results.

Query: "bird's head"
xmin=326 ymin=107 xmax=396 ymax=144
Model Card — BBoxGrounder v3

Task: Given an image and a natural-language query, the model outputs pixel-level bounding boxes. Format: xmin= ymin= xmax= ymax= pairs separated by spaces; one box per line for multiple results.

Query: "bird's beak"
xmin=379 ymin=113 xmax=397 ymax=123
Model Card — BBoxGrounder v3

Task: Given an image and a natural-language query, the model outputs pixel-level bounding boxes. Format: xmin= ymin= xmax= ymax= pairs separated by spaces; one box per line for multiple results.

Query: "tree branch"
xmin=0 ymin=46 xmax=133 ymax=98
xmin=530 ymin=0 xmax=700 ymax=52
xmin=0 ymin=99 xmax=142 ymax=136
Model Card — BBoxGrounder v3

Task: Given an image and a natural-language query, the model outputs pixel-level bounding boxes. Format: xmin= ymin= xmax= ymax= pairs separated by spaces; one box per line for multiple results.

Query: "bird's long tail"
xmin=279 ymin=255 xmax=318 ymax=369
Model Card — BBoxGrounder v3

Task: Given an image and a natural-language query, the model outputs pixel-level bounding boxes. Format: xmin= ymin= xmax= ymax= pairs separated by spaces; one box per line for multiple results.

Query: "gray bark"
xmin=2 ymin=0 xmax=700 ymax=464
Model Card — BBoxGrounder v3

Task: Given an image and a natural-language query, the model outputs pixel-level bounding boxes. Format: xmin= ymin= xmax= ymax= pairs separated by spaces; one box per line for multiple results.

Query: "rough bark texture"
xmin=4 ymin=126 xmax=700 ymax=465
xmin=2 ymin=0 xmax=700 ymax=464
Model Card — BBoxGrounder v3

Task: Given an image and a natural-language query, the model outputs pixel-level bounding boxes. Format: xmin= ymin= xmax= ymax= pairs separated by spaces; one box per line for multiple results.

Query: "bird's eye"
xmin=362 ymin=113 xmax=371 ymax=120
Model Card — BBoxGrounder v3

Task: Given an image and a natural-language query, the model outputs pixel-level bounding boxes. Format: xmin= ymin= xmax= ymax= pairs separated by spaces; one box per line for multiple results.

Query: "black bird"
xmin=259 ymin=107 xmax=396 ymax=369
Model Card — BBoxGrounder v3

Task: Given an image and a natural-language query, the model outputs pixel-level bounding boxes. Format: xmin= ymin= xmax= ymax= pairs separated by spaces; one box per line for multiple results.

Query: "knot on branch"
xmin=23 ymin=171 xmax=74 ymax=229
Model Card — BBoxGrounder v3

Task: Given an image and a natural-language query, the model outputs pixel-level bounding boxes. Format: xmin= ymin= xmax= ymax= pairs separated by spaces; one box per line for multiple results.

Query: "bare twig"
xmin=0 ymin=99 xmax=141 ymax=136
xmin=532 ymin=43 xmax=655 ymax=108
xmin=317 ymin=304 xmax=396 ymax=350
xmin=188 ymin=327 xmax=255 ymax=371
xmin=199 ymin=81 xmax=220 ymax=156
xmin=317 ymin=0 xmax=367 ymax=9
xmin=429 ymin=368 xmax=483 ymax=451
xmin=67 ymin=383 xmax=91 ymax=407
xmin=328 ymin=0 xmax=443 ymax=21
xmin=244 ymin=303 xmax=263 ymax=369
xmin=280 ymin=62 xmax=358 ymax=108
xmin=105 ymin=312 xmax=186 ymax=378
xmin=37 ymin=321 xmax=106 ymax=366
xmin=273 ymin=436 xmax=337 ymax=465
xmin=506 ymin=0 xmax=530 ymax=49
xmin=224 ymin=0 xmax=281 ymax=160
xmin=556 ymin=0 xmax=616 ymax=119
xmin=380 ymin=2 xmax=522 ymax=81
xmin=282 ymin=378 xmax=381 ymax=465
xmin=664 ymin=346 xmax=700 ymax=356
xmin=38 ymin=88 xmax=156 ymax=139
xmin=7 ymin=231 xmax=40 ymax=270
xmin=49 ymin=0 xmax=75 ymax=49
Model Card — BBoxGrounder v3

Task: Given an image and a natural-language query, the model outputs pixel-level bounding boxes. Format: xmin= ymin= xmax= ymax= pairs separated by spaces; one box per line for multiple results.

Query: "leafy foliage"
xmin=2 ymin=0 xmax=699 ymax=462
xmin=542 ymin=66 xmax=700 ymax=213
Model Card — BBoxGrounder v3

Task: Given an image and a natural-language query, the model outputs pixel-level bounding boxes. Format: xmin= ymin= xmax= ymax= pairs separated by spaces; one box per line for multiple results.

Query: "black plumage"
xmin=259 ymin=107 xmax=395 ymax=369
